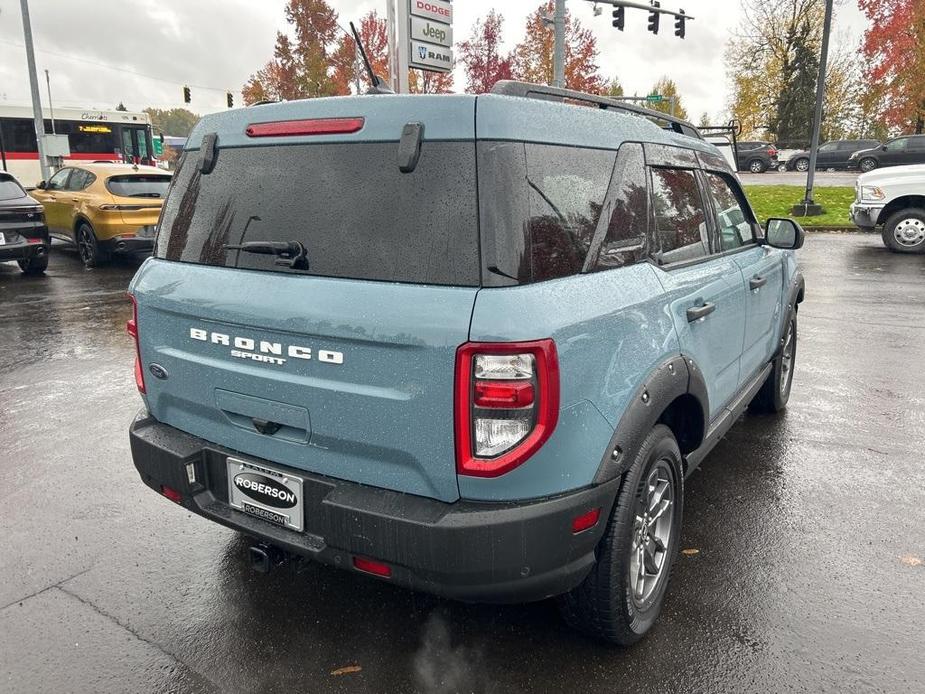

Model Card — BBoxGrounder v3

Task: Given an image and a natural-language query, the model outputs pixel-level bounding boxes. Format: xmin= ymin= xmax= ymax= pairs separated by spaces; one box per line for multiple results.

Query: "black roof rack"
xmin=490 ymin=80 xmax=703 ymax=140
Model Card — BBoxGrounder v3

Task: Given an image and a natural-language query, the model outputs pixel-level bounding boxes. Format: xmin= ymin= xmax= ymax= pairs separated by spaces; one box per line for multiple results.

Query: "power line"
xmin=0 ymin=38 xmax=232 ymax=93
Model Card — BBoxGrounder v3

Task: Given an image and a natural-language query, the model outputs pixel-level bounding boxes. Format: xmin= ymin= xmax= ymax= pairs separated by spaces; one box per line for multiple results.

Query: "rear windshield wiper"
xmin=223 ymin=240 xmax=310 ymax=270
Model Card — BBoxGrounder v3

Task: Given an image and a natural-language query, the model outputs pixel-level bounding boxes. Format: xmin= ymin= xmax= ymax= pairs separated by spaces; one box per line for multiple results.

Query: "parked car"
xmin=0 ymin=171 xmax=49 ymax=275
xmin=735 ymin=141 xmax=779 ymax=173
xmin=850 ymin=164 xmax=925 ymax=253
xmin=848 ymin=135 xmax=925 ymax=172
xmin=30 ymin=163 xmax=171 ymax=267
xmin=785 ymin=139 xmax=881 ymax=172
xmin=126 ymin=81 xmax=806 ymax=645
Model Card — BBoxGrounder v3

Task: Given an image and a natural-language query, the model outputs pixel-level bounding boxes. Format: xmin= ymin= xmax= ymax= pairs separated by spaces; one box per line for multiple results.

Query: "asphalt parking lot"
xmin=1 ymin=235 xmax=924 ymax=693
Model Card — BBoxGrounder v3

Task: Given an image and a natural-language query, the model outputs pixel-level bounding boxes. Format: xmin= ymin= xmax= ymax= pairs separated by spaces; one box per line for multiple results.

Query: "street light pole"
xmin=553 ymin=0 xmax=566 ymax=88
xmin=19 ymin=0 xmax=50 ymax=183
xmin=798 ymin=0 xmax=834 ymax=215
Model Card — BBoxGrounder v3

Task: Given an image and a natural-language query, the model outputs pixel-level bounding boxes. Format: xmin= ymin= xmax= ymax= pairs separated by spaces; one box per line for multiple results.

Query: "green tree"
xmin=604 ymin=78 xmax=624 ymax=98
xmin=144 ymin=108 xmax=200 ymax=137
xmin=768 ymin=19 xmax=818 ymax=148
xmin=648 ymin=77 xmax=688 ymax=120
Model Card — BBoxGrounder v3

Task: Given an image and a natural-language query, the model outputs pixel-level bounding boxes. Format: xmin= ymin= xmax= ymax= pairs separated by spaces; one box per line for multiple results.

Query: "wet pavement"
xmin=1 ymin=235 xmax=924 ymax=693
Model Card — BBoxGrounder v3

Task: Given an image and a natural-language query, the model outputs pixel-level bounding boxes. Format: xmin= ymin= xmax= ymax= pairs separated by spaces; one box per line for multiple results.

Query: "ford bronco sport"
xmin=128 ymin=82 xmax=805 ymax=644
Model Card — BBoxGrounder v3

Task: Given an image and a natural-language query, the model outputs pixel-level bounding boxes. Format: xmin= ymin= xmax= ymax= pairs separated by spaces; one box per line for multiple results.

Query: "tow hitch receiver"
xmin=248 ymin=543 xmax=289 ymax=574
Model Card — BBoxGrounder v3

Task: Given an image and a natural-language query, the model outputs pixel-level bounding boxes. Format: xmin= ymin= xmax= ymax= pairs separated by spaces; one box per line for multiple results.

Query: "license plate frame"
xmin=226 ymin=457 xmax=304 ymax=532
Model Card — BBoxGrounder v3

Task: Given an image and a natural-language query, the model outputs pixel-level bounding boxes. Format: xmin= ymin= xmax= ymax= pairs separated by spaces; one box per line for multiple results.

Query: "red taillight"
xmin=571 ymin=508 xmax=601 ymax=534
xmin=25 ymin=237 xmax=43 ymax=244
xmin=353 ymin=556 xmax=392 ymax=578
xmin=455 ymin=340 xmax=559 ymax=478
xmin=126 ymin=294 xmax=145 ymax=394
xmin=161 ymin=485 xmax=183 ymax=504
xmin=245 ymin=117 xmax=365 ymax=138
xmin=768 ymin=147 xmax=778 ymax=157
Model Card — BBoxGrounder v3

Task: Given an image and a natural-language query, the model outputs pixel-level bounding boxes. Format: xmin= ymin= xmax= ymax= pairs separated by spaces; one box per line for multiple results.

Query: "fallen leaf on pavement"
xmin=331 ymin=665 xmax=362 ymax=676
xmin=681 ymin=548 xmax=700 ymax=556
xmin=900 ymin=555 xmax=922 ymax=567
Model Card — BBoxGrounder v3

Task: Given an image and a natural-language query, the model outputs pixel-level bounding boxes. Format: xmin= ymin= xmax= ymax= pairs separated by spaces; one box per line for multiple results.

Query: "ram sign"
xmin=407 ymin=0 xmax=453 ymax=73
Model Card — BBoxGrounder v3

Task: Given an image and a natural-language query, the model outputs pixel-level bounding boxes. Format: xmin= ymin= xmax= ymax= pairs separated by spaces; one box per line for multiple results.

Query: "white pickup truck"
xmin=850 ymin=164 xmax=925 ymax=253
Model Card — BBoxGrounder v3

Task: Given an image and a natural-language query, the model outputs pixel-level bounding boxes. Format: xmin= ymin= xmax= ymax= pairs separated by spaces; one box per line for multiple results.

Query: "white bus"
xmin=0 ymin=105 xmax=156 ymax=186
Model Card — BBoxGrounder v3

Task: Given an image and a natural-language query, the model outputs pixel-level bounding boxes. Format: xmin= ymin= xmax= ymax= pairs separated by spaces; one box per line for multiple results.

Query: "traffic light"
xmin=612 ymin=7 xmax=625 ymax=30
xmin=648 ymin=1 xmax=661 ymax=34
xmin=675 ymin=9 xmax=686 ymax=39
xmin=183 ymin=86 xmax=191 ymax=104
xmin=226 ymin=92 xmax=234 ymax=108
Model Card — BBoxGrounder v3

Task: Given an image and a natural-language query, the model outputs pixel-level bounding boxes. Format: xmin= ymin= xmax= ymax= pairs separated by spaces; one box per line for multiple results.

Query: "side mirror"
xmin=882 ymin=145 xmax=888 ymax=151
xmin=36 ymin=180 xmax=46 ymax=189
xmin=765 ymin=218 xmax=805 ymax=250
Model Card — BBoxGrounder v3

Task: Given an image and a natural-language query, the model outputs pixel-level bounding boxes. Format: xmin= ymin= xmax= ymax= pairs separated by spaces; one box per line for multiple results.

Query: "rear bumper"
xmin=0 ymin=238 xmax=49 ymax=262
xmin=102 ymin=235 xmax=154 ymax=254
xmin=129 ymin=411 xmax=618 ymax=603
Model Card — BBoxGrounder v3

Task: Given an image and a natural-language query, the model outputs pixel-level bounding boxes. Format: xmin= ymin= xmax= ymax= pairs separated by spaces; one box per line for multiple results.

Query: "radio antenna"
xmin=350 ymin=21 xmax=393 ymax=95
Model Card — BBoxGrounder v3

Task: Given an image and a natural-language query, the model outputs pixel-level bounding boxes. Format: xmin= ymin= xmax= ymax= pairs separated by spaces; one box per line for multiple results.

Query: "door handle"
xmin=749 ymin=276 xmax=768 ymax=290
xmin=686 ymin=303 xmax=716 ymax=322
xmin=69 ymin=197 xmax=79 ymax=202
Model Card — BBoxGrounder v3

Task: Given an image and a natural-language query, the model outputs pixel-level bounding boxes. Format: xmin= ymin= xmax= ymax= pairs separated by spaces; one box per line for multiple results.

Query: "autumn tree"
xmin=242 ymin=0 xmax=342 ymax=104
xmin=144 ymin=108 xmax=199 ymax=137
xmin=604 ymin=78 xmax=624 ymax=97
xmin=458 ymin=11 xmax=513 ymax=94
xmin=648 ymin=77 xmax=688 ymax=121
xmin=330 ymin=11 xmax=390 ymax=94
xmin=511 ymin=2 xmax=604 ymax=93
xmin=859 ymin=0 xmax=925 ymax=133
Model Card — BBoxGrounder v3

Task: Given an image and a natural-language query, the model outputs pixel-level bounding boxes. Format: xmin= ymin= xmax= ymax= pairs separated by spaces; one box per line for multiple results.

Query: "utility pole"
xmin=795 ymin=0 xmax=833 ymax=216
xmin=19 ymin=0 xmax=50 ymax=183
xmin=44 ymin=69 xmax=55 ymax=134
xmin=553 ymin=0 xmax=566 ymax=88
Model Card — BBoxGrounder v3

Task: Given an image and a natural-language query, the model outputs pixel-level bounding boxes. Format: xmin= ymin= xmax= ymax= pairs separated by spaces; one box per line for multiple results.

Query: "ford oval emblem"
xmin=148 ymin=363 xmax=169 ymax=380
xmin=234 ymin=473 xmax=297 ymax=509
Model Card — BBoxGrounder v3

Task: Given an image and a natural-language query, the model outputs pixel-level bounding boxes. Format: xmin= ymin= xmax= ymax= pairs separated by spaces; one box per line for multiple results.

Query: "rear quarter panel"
xmin=464 ymin=263 xmax=679 ymax=501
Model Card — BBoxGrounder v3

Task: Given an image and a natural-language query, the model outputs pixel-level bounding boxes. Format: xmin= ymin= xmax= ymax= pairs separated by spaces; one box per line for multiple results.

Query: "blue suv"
xmin=127 ymin=82 xmax=805 ymax=644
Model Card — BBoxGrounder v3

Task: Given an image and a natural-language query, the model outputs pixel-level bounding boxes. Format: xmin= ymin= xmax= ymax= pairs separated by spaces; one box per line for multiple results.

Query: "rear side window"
xmin=156 ymin=142 xmax=479 ymax=286
xmin=525 ymin=144 xmax=615 ymax=282
xmin=909 ymin=138 xmax=925 ymax=152
xmin=107 ymin=175 xmax=171 ymax=198
xmin=0 ymin=176 xmax=25 ymax=201
xmin=650 ymin=168 xmax=709 ymax=264
xmin=67 ymin=170 xmax=96 ymax=191
xmin=590 ymin=143 xmax=649 ymax=271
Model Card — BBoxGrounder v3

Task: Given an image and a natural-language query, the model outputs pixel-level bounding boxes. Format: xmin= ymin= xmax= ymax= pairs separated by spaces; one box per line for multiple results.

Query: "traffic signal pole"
xmin=553 ymin=0 xmax=566 ymax=88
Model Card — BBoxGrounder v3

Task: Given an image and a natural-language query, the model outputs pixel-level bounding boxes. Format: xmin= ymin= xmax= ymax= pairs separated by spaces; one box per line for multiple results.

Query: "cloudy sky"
xmin=0 ymin=0 xmax=867 ymax=122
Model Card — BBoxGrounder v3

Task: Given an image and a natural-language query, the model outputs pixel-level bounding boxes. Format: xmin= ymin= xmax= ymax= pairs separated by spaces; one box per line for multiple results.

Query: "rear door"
xmin=881 ymin=138 xmax=909 ymax=166
xmin=703 ymin=171 xmax=784 ymax=384
xmin=130 ymin=99 xmax=479 ymax=502
xmin=816 ymin=142 xmax=839 ymax=168
xmin=906 ymin=136 xmax=925 ymax=165
xmin=646 ymin=154 xmax=745 ymax=420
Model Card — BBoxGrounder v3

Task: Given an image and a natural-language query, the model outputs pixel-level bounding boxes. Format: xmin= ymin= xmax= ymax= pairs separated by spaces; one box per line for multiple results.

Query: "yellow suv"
xmin=31 ymin=163 xmax=171 ymax=267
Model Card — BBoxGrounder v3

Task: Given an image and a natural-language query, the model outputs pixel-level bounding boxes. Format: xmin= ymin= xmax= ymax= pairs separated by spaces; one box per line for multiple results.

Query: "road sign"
xmin=410 ymin=15 xmax=453 ymax=47
xmin=406 ymin=0 xmax=453 ymax=74
xmin=647 ymin=94 xmax=664 ymax=103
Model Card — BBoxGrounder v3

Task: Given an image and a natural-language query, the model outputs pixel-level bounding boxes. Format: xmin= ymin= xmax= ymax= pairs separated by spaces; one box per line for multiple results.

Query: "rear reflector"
xmin=474 ymin=381 xmax=535 ymax=408
xmin=352 ymin=556 xmax=392 ymax=578
xmin=245 ymin=117 xmax=365 ymax=138
xmin=161 ymin=485 xmax=183 ymax=504
xmin=571 ymin=508 xmax=601 ymax=534
xmin=126 ymin=294 xmax=145 ymax=394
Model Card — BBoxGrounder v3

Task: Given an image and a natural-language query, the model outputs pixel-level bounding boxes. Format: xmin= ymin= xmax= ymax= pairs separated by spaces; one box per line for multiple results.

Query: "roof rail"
xmin=490 ymin=80 xmax=703 ymax=140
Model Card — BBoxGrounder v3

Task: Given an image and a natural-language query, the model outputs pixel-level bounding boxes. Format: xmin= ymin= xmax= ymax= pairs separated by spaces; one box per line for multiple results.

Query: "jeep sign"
xmin=409 ymin=0 xmax=452 ymax=23
xmin=411 ymin=15 xmax=453 ymax=48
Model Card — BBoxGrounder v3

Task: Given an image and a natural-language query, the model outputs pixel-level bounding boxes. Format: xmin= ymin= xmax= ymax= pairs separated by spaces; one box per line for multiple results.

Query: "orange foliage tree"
xmin=511 ymin=1 xmax=604 ymax=94
xmin=859 ymin=0 xmax=925 ymax=132
xmin=458 ymin=11 xmax=513 ymax=94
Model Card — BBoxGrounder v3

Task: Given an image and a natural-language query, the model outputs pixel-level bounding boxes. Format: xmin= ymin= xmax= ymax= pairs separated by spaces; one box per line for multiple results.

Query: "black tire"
xmin=558 ymin=424 xmax=683 ymax=645
xmin=881 ymin=208 xmax=925 ymax=254
xmin=748 ymin=158 xmax=767 ymax=174
xmin=17 ymin=253 xmax=48 ymax=275
xmin=793 ymin=157 xmax=810 ymax=173
xmin=750 ymin=312 xmax=797 ymax=413
xmin=76 ymin=222 xmax=109 ymax=268
xmin=859 ymin=157 xmax=878 ymax=173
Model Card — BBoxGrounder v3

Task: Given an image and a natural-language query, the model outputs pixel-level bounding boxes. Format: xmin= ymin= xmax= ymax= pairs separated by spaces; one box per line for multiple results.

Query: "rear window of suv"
xmin=0 ymin=176 xmax=25 ymax=201
xmin=156 ymin=142 xmax=479 ymax=286
xmin=107 ymin=174 xmax=172 ymax=198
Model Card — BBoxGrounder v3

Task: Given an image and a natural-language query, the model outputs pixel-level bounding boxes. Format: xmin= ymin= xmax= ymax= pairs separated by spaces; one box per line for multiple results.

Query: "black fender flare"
xmin=592 ymin=355 xmax=709 ymax=484
xmin=775 ymin=271 xmax=805 ymax=355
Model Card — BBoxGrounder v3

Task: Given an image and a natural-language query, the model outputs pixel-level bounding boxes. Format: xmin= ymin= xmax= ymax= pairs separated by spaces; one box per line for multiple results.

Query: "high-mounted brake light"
xmin=245 ymin=117 xmax=365 ymax=138
xmin=455 ymin=340 xmax=559 ymax=478
xmin=126 ymin=294 xmax=145 ymax=394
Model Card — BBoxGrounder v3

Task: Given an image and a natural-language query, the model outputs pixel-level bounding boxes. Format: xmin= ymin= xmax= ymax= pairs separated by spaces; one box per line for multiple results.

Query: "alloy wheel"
xmin=893 ymin=217 xmax=925 ymax=249
xmin=630 ymin=460 xmax=675 ymax=606
xmin=78 ymin=227 xmax=94 ymax=265
xmin=795 ymin=159 xmax=809 ymax=172
xmin=860 ymin=158 xmax=876 ymax=173
xmin=780 ymin=319 xmax=795 ymax=397
xmin=749 ymin=160 xmax=763 ymax=173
